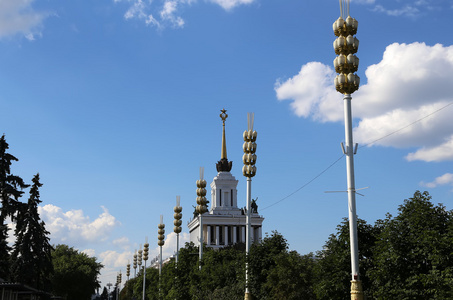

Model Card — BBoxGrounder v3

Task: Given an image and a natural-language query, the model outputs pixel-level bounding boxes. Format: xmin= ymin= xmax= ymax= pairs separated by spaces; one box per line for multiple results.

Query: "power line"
xmin=260 ymin=101 xmax=453 ymax=211
xmin=261 ymin=155 xmax=344 ymax=211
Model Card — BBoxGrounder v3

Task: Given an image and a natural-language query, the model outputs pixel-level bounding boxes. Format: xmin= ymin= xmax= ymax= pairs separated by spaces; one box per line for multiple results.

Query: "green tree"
xmin=248 ymin=231 xmax=289 ymax=299
xmin=313 ymin=218 xmax=380 ymax=300
xmin=264 ymin=251 xmax=315 ymax=300
xmin=370 ymin=191 xmax=453 ymax=299
xmin=0 ymin=135 xmax=28 ymax=279
xmin=11 ymin=173 xmax=54 ymax=291
xmin=51 ymin=244 xmax=103 ymax=300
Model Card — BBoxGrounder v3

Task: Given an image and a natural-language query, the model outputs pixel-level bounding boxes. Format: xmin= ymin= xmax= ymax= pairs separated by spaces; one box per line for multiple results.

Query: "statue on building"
xmin=251 ymin=197 xmax=258 ymax=213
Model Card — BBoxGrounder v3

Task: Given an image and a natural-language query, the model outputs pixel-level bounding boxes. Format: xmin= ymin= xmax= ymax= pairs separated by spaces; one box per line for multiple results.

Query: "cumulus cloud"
xmin=0 ymin=0 xmax=50 ymax=40
xmin=421 ymin=173 xmax=453 ymax=188
xmin=82 ymin=248 xmax=96 ymax=257
xmin=97 ymin=232 xmax=189 ymax=286
xmin=275 ymin=42 xmax=453 ymax=162
xmin=39 ymin=204 xmax=120 ymax=246
xmin=114 ymin=0 xmax=254 ymax=29
xmin=275 ymin=62 xmax=340 ymax=122
xmin=112 ymin=236 xmax=131 ymax=250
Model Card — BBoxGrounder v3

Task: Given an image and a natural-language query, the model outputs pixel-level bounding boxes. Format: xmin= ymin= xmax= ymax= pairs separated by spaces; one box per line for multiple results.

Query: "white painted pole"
xmin=343 ymin=94 xmax=360 ymax=280
xmin=199 ymin=214 xmax=203 ymax=270
xmin=245 ymin=177 xmax=252 ymax=296
xmin=176 ymin=233 xmax=179 ymax=265
xmin=142 ymin=260 xmax=146 ymax=300
xmin=159 ymin=247 xmax=162 ymax=277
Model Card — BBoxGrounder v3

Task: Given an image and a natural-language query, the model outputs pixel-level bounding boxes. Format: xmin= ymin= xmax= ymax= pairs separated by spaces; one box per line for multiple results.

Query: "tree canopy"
xmin=51 ymin=244 xmax=103 ymax=300
xmin=0 ymin=135 xmax=28 ymax=279
xmin=10 ymin=173 xmax=54 ymax=290
xmin=118 ymin=191 xmax=453 ymax=300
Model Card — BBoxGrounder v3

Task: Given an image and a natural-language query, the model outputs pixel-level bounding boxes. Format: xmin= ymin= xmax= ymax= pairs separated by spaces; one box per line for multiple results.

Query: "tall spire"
xmin=220 ymin=108 xmax=228 ymax=159
xmin=216 ymin=108 xmax=233 ymax=172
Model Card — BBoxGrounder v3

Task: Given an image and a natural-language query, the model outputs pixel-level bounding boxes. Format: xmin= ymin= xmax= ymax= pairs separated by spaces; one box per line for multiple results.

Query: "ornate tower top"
xmin=216 ymin=108 xmax=233 ymax=172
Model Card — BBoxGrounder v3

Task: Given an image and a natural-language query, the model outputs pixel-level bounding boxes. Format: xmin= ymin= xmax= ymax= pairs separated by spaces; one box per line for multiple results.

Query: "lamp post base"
xmin=244 ymin=292 xmax=253 ymax=300
xmin=351 ymin=280 xmax=364 ymax=300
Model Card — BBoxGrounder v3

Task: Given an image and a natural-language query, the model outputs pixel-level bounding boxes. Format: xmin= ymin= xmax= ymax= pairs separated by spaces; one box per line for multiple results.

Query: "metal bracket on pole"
xmin=341 ymin=142 xmax=346 ymax=154
xmin=354 ymin=143 xmax=358 ymax=155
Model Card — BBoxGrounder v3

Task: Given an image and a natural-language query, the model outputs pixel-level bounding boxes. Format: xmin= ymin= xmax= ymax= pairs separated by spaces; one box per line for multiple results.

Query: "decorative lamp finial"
xmin=196 ymin=167 xmax=208 ymax=214
xmin=174 ymin=195 xmax=182 ymax=233
xmin=243 ymin=112 xmax=257 ymax=178
xmin=333 ymin=0 xmax=360 ymax=95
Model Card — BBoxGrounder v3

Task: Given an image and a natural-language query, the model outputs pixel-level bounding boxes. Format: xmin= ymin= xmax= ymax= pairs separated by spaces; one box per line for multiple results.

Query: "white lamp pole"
xmin=142 ymin=239 xmax=149 ymax=300
xmin=333 ymin=1 xmax=363 ymax=299
xmin=174 ymin=196 xmax=182 ymax=266
xmin=195 ymin=167 xmax=208 ymax=269
xmin=242 ymin=112 xmax=257 ymax=300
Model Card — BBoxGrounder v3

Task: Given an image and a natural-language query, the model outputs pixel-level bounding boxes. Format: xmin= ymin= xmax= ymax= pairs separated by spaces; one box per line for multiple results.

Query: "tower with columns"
xmin=188 ymin=109 xmax=264 ymax=249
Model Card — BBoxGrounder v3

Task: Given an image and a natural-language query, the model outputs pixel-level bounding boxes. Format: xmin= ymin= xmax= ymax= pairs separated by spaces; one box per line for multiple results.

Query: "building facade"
xmin=187 ymin=110 xmax=264 ymax=249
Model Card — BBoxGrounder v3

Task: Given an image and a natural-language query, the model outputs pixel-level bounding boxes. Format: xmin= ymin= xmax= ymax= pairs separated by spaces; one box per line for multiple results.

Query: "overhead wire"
xmin=260 ymin=101 xmax=453 ymax=211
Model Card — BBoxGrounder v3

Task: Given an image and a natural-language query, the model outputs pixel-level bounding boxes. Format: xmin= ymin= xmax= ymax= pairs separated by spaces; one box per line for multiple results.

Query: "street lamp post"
xmin=242 ymin=112 xmax=257 ymax=300
xmin=157 ymin=215 xmax=165 ymax=299
xmin=107 ymin=282 xmax=112 ymax=300
xmin=116 ymin=271 xmax=122 ymax=300
xmin=142 ymin=239 xmax=149 ymax=300
xmin=333 ymin=1 xmax=363 ymax=299
xmin=195 ymin=167 xmax=208 ymax=269
xmin=174 ymin=196 xmax=183 ymax=266
xmin=133 ymin=250 xmax=137 ymax=278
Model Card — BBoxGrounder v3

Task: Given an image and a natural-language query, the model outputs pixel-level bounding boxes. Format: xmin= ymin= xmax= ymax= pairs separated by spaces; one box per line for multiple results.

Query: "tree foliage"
xmin=370 ymin=190 xmax=453 ymax=299
xmin=0 ymin=135 xmax=28 ymax=279
xmin=51 ymin=244 xmax=103 ymax=300
xmin=11 ymin=173 xmax=54 ymax=290
xmin=120 ymin=232 xmax=316 ymax=300
xmin=118 ymin=191 xmax=453 ymax=300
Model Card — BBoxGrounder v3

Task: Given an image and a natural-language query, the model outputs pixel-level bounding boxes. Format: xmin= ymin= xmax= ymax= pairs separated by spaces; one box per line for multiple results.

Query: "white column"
xmin=207 ymin=225 xmax=211 ymax=246
xmin=224 ymin=226 xmax=229 ymax=246
xmin=241 ymin=226 xmax=246 ymax=243
xmin=216 ymin=226 xmax=220 ymax=246
xmin=259 ymin=226 xmax=262 ymax=242
xmin=233 ymin=226 xmax=237 ymax=244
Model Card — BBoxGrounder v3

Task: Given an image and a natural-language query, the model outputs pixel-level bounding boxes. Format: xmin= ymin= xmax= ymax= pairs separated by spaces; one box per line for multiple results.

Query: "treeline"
xmin=122 ymin=190 xmax=453 ymax=300
xmin=0 ymin=135 xmax=102 ymax=300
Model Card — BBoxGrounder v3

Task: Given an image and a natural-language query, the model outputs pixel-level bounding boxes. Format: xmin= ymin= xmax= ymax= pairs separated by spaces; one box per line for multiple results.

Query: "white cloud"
xmin=160 ymin=0 xmax=185 ymax=28
xmin=97 ymin=231 xmax=189 ymax=286
xmin=39 ymin=204 xmax=120 ymax=246
xmin=275 ymin=62 xmax=340 ymax=122
xmin=275 ymin=42 xmax=453 ymax=162
xmin=124 ymin=0 xmax=147 ymax=20
xmin=372 ymin=4 xmax=419 ymax=17
xmin=112 ymin=236 xmax=131 ymax=250
xmin=0 ymin=0 xmax=50 ymax=40
xmin=421 ymin=173 xmax=453 ymax=188
xmin=115 ymin=0 xmax=254 ymax=29
xmin=208 ymin=0 xmax=254 ymax=11
xmin=407 ymin=136 xmax=453 ymax=162
xmin=82 ymin=248 xmax=96 ymax=257
xmin=365 ymin=0 xmax=449 ymax=17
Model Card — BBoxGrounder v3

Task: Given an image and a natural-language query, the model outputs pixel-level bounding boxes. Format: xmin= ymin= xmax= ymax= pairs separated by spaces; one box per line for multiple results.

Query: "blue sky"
xmin=2 ymin=0 xmax=453 ymax=289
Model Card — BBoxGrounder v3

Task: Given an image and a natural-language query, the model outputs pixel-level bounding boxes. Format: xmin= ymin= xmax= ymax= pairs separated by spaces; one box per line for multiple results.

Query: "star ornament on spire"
xmin=220 ymin=108 xmax=228 ymax=122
